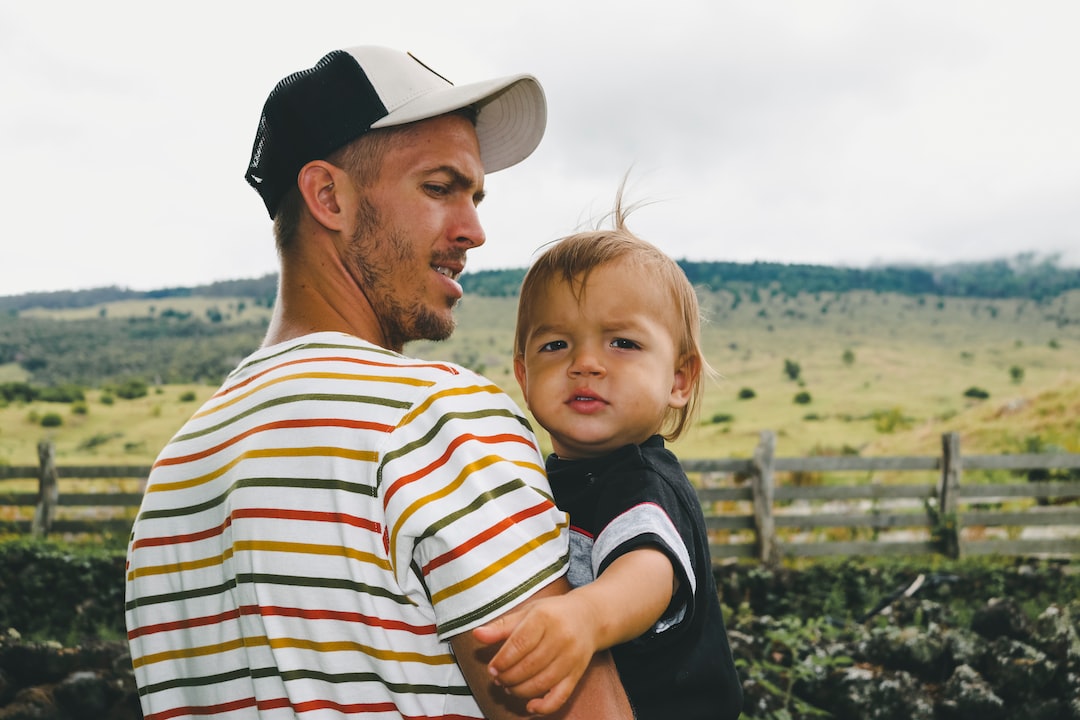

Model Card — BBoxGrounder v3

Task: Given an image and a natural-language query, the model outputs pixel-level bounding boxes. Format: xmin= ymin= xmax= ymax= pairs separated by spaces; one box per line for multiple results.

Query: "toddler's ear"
xmin=669 ymin=354 xmax=699 ymax=409
xmin=513 ymin=356 xmax=530 ymax=403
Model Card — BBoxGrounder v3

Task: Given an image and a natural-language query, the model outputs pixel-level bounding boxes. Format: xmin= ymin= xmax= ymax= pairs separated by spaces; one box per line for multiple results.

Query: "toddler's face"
xmin=515 ymin=260 xmax=692 ymax=459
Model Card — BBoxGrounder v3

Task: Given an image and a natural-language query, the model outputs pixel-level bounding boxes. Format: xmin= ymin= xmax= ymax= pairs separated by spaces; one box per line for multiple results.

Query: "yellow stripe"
xmin=126 ymin=546 xmax=234 ymax=582
xmin=389 ymin=455 xmax=539 ymax=562
xmin=132 ymin=635 xmax=270 ymax=668
xmin=232 ymin=541 xmax=392 ymax=571
xmin=430 ymin=522 xmax=567 ymax=605
xmin=195 ymin=371 xmax=431 ymax=420
xmin=148 ymin=446 xmax=378 ymax=494
xmin=268 ymin=637 xmax=455 ymax=665
xmin=398 ymin=384 xmax=503 ymax=427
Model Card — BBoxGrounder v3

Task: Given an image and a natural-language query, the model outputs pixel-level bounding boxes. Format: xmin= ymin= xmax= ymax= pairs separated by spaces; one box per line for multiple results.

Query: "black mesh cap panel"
xmin=245 ymin=50 xmax=387 ymax=218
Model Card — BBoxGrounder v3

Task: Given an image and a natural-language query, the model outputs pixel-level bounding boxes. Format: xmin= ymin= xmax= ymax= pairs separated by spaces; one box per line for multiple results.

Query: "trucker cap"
xmin=245 ymin=45 xmax=547 ymax=218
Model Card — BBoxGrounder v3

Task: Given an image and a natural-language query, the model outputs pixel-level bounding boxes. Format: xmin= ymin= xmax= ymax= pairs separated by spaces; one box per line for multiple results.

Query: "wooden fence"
xmin=3 ymin=433 xmax=1080 ymax=562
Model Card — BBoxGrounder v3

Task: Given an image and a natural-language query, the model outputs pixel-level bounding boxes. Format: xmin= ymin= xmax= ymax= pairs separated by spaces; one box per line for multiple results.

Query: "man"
xmin=125 ymin=46 xmax=632 ymax=719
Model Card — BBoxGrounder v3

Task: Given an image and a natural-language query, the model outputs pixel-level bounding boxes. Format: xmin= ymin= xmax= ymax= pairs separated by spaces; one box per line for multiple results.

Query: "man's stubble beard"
xmin=348 ymin=196 xmax=457 ymax=350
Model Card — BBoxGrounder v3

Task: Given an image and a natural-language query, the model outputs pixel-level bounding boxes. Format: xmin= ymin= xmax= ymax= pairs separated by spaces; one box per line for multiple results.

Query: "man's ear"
xmin=669 ymin=354 xmax=699 ymax=409
xmin=297 ymin=161 xmax=346 ymax=230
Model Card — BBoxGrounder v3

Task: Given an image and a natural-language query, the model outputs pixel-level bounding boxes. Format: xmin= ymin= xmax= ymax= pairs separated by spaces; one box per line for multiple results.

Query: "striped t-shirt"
xmin=125 ymin=332 xmax=569 ymax=720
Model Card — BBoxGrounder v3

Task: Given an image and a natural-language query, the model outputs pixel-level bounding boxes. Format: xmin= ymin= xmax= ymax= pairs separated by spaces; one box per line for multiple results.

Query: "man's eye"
xmin=611 ymin=338 xmax=639 ymax=350
xmin=539 ymin=340 xmax=567 ymax=352
xmin=425 ymin=184 xmax=449 ymax=196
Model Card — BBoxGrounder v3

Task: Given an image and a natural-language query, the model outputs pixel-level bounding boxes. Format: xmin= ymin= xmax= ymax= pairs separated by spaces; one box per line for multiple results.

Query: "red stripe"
xmin=422 ymin=501 xmax=552 ymax=574
xmin=131 ymin=509 xmax=378 ymax=551
xmin=241 ymin=605 xmax=436 ymax=635
xmin=154 ymin=418 xmax=391 ymax=469
xmin=127 ymin=609 xmax=240 ymax=640
xmin=144 ymin=695 xmax=259 ymax=720
xmin=384 ymin=433 xmax=533 ymax=505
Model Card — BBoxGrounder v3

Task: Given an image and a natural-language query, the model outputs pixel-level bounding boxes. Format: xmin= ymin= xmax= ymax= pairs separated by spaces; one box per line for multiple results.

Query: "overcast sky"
xmin=2 ymin=1 xmax=1078 ymax=296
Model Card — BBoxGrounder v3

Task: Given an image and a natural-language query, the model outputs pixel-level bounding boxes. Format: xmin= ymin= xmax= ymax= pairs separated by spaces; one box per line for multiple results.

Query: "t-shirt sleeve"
xmin=379 ymin=368 xmax=570 ymax=640
xmin=591 ymin=470 xmax=698 ymax=635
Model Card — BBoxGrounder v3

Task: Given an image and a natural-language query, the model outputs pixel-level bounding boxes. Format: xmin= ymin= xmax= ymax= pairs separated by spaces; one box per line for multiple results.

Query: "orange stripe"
xmin=430 ymin=522 xmax=566 ymax=605
xmin=385 ymin=432 xmax=536 ymax=506
xmin=195 ymin=371 xmax=430 ymax=420
xmin=216 ymin=354 xmax=455 ymax=400
xmin=147 ymin=446 xmax=377 ymax=494
xmin=155 ymin=418 xmax=392 ymax=468
xmin=127 ymin=609 xmax=240 ymax=640
xmin=423 ymin=501 xmax=553 ymax=574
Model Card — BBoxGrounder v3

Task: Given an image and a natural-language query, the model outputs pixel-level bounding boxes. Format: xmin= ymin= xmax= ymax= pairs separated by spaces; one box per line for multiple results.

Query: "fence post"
xmin=31 ymin=441 xmax=58 ymax=538
xmin=752 ymin=430 xmax=779 ymax=565
xmin=937 ymin=432 xmax=961 ymax=559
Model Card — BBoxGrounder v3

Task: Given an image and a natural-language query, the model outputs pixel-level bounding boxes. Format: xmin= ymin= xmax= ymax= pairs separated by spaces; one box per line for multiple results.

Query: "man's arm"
xmin=450 ymin=576 xmax=635 ymax=720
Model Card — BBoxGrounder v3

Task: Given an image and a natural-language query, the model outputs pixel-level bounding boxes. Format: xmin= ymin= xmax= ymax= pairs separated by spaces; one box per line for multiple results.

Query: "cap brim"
xmin=371 ymin=74 xmax=546 ymax=173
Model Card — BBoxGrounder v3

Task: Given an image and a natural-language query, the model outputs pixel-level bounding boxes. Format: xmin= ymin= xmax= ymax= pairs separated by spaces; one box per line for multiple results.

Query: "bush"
xmin=39 ymin=412 xmax=63 ymax=428
xmin=0 ymin=539 xmax=127 ymax=642
xmin=71 ymin=401 xmax=88 ymax=415
xmin=100 ymin=393 xmax=115 ymax=405
xmin=737 ymin=387 xmax=756 ymax=400
xmin=963 ymin=386 xmax=990 ymax=400
xmin=179 ymin=390 xmax=197 ymax=402
xmin=711 ymin=413 xmax=734 ymax=424
xmin=112 ymin=379 xmax=148 ymax=400
xmin=783 ymin=359 xmax=802 ymax=381
xmin=794 ymin=391 xmax=812 ymax=405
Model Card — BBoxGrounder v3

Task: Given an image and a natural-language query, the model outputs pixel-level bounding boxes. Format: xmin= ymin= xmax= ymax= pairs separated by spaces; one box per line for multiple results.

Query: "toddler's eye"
xmin=539 ymin=340 xmax=567 ymax=352
xmin=611 ymin=338 xmax=640 ymax=350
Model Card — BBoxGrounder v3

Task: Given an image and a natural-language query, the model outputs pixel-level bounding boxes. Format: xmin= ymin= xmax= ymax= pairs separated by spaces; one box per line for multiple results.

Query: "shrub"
xmin=100 ymin=393 xmax=115 ymax=405
xmin=963 ymin=386 xmax=990 ymax=400
xmin=737 ymin=387 xmax=756 ymax=400
xmin=711 ymin=413 xmax=734 ymax=424
xmin=40 ymin=412 xmax=63 ymax=428
xmin=71 ymin=401 xmax=88 ymax=415
xmin=112 ymin=379 xmax=148 ymax=400
xmin=842 ymin=348 xmax=855 ymax=366
xmin=179 ymin=390 xmax=197 ymax=402
xmin=1009 ymin=365 xmax=1024 ymax=384
xmin=794 ymin=391 xmax=812 ymax=405
xmin=783 ymin=359 xmax=802 ymax=381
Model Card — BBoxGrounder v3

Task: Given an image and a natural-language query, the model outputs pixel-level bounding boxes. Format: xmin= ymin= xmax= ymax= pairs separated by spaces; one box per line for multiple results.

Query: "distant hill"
xmin=2 ymin=254 xmax=1078 ymax=312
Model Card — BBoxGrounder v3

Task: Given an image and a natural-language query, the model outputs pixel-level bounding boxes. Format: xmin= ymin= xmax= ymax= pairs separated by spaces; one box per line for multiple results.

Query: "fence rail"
xmin=3 ymin=435 xmax=1080 ymax=561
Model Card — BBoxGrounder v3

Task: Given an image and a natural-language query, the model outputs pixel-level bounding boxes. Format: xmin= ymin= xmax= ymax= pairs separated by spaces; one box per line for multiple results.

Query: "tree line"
xmin=3 ymin=254 xmax=1078 ymax=313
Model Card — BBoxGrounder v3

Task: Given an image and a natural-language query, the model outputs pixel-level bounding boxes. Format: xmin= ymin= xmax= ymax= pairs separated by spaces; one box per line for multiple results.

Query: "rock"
xmin=938 ymin=664 xmax=1004 ymax=720
xmin=971 ymin=597 xmax=1034 ymax=642
xmin=979 ymin=636 xmax=1057 ymax=703
xmin=828 ymin=666 xmax=936 ymax=720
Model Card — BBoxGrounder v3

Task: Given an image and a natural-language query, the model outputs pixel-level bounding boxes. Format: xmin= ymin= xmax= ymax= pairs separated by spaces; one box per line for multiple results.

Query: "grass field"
xmin=1 ymin=289 xmax=1077 ymax=470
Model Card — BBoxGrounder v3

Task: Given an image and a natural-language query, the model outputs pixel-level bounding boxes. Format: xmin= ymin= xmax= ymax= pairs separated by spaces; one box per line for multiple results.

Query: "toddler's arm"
xmin=472 ymin=546 xmax=675 ymax=715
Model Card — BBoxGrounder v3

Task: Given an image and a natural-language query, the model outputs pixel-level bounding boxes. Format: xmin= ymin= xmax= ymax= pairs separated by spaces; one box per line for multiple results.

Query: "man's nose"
xmin=454 ymin=202 xmax=486 ymax=248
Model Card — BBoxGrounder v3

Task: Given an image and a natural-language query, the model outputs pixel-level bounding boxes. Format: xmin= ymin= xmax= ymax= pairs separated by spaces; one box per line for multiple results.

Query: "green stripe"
xmin=140 ymin=665 xmax=470 ymax=699
xmin=231 ymin=341 xmax=403 ymax=376
xmin=440 ymin=553 xmax=569 ymax=636
xmin=378 ymin=408 xmax=533 ymax=488
xmin=126 ymin=572 xmax=415 ymax=612
xmin=280 ymin=669 xmax=472 ymax=696
xmin=415 ymin=478 xmax=527 ymax=544
xmin=137 ymin=476 xmax=377 ymax=521
xmin=235 ymin=573 xmax=412 ymax=605
xmin=139 ymin=667 xmax=253 ymax=696
xmin=125 ymin=579 xmax=236 ymax=611
xmin=173 ymin=393 xmax=411 ymax=443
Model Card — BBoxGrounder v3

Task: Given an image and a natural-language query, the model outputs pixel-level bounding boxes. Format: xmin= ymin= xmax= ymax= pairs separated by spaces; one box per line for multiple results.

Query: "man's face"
xmin=345 ymin=114 xmax=487 ymax=351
